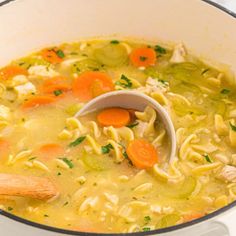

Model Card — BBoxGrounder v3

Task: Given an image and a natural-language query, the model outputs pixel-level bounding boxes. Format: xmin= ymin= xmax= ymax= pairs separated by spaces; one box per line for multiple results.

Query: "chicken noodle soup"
xmin=0 ymin=38 xmax=236 ymax=233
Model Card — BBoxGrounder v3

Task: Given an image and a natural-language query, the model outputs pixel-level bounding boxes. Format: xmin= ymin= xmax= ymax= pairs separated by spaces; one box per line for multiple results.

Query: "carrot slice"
xmin=97 ymin=108 xmax=130 ymax=128
xmin=130 ymin=47 xmax=156 ymax=67
xmin=72 ymin=71 xmax=114 ymax=102
xmin=41 ymin=48 xmax=64 ymax=64
xmin=41 ymin=76 xmax=71 ymax=95
xmin=22 ymin=96 xmax=56 ymax=109
xmin=36 ymin=143 xmax=65 ymax=160
xmin=184 ymin=213 xmax=205 ymax=222
xmin=0 ymin=139 xmax=10 ymax=159
xmin=126 ymin=139 xmax=158 ymax=169
xmin=0 ymin=65 xmax=28 ymax=80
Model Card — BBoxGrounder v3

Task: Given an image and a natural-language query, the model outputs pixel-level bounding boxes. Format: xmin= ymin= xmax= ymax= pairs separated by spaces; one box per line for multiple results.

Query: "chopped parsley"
xmin=221 ymin=89 xmax=230 ymax=95
xmin=144 ymin=215 xmax=151 ymax=223
xmin=28 ymin=157 xmax=37 ymax=161
xmin=101 ymin=143 xmax=114 ymax=154
xmin=53 ymin=89 xmax=63 ymax=96
xmin=63 ymin=201 xmax=69 ymax=206
xmin=201 ymin=68 xmax=210 ymax=75
xmin=159 ymin=79 xmax=168 ymax=86
xmin=57 ymin=172 xmax=62 ymax=176
xmin=69 ymin=136 xmax=86 ymax=147
xmin=126 ymin=122 xmax=139 ymax=128
xmin=154 ymin=45 xmax=166 ymax=54
xmin=55 ymin=49 xmax=65 ymax=58
xmin=142 ymin=227 xmax=151 ymax=232
xmin=7 ymin=207 xmax=13 ymax=211
xmin=92 ymin=67 xmax=100 ymax=71
xmin=110 ymin=40 xmax=120 ymax=44
xmin=44 ymin=214 xmax=49 ymax=217
xmin=230 ymin=122 xmax=236 ymax=132
xmin=140 ymin=56 xmax=147 ymax=61
xmin=117 ymin=143 xmax=129 ymax=160
xmin=115 ymin=74 xmax=132 ymax=88
xmin=123 ymin=151 xmax=129 ymax=159
xmin=61 ymin=158 xmax=74 ymax=169
xmin=203 ymin=154 xmax=212 ymax=163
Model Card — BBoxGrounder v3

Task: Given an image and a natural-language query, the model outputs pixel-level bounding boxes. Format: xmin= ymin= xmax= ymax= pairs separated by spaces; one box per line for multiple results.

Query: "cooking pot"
xmin=0 ymin=0 xmax=236 ymax=235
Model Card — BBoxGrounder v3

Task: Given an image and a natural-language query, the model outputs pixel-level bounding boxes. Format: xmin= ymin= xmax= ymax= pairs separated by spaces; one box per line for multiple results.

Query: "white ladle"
xmin=75 ymin=90 xmax=176 ymax=163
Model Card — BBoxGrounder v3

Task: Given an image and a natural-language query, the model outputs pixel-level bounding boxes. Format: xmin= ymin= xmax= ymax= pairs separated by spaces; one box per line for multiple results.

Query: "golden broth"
xmin=0 ymin=39 xmax=235 ymax=233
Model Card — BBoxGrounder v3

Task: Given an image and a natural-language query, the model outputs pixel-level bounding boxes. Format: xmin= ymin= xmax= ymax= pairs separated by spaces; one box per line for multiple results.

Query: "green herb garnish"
xmin=101 ymin=143 xmax=114 ymax=154
xmin=53 ymin=90 xmax=63 ymax=96
xmin=154 ymin=45 xmax=166 ymax=54
xmin=110 ymin=40 xmax=120 ymax=44
xmin=55 ymin=49 xmax=65 ymax=58
xmin=61 ymin=158 xmax=74 ymax=169
xmin=44 ymin=214 xmax=49 ymax=217
xmin=123 ymin=151 xmax=129 ymax=159
xmin=159 ymin=79 xmax=168 ymax=85
xmin=142 ymin=227 xmax=151 ymax=232
xmin=7 ymin=207 xmax=13 ymax=211
xmin=140 ymin=56 xmax=147 ymax=61
xmin=203 ymin=154 xmax=212 ymax=163
xmin=91 ymin=67 xmax=100 ymax=71
xmin=115 ymin=74 xmax=132 ymax=88
xmin=230 ymin=122 xmax=236 ymax=132
xmin=126 ymin=122 xmax=139 ymax=128
xmin=57 ymin=172 xmax=61 ymax=176
xmin=28 ymin=157 xmax=37 ymax=161
xmin=221 ymin=89 xmax=230 ymax=95
xmin=63 ymin=201 xmax=69 ymax=206
xmin=69 ymin=136 xmax=86 ymax=147
xmin=144 ymin=216 xmax=151 ymax=223
xmin=201 ymin=68 xmax=210 ymax=75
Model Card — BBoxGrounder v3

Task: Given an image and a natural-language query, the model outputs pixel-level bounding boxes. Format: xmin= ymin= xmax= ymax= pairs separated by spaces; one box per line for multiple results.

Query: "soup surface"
xmin=0 ymin=39 xmax=236 ymax=233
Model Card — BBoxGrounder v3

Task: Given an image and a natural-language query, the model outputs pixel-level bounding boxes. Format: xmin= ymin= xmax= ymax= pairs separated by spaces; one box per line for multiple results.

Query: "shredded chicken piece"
xmin=137 ymin=77 xmax=169 ymax=94
xmin=218 ymin=165 xmax=236 ymax=182
xmin=135 ymin=121 xmax=148 ymax=138
xmin=170 ymin=43 xmax=186 ymax=63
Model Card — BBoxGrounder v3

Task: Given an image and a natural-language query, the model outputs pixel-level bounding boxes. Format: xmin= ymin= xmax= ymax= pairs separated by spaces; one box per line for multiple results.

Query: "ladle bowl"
xmin=75 ymin=90 xmax=176 ymax=163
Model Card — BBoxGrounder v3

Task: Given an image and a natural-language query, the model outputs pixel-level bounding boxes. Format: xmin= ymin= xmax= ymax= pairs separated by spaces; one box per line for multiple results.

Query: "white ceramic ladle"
xmin=75 ymin=90 xmax=176 ymax=163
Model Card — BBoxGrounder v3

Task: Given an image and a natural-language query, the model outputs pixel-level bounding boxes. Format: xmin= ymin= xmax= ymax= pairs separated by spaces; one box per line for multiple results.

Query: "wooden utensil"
xmin=0 ymin=173 xmax=59 ymax=201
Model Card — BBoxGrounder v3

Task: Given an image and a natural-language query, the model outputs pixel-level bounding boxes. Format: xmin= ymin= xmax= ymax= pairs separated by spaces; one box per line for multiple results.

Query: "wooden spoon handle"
xmin=0 ymin=174 xmax=59 ymax=201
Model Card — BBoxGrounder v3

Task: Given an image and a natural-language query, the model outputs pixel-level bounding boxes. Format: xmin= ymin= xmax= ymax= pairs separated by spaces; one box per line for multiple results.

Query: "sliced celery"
xmin=94 ymin=44 xmax=128 ymax=67
xmin=164 ymin=62 xmax=200 ymax=83
xmin=156 ymin=214 xmax=181 ymax=228
xmin=164 ymin=176 xmax=197 ymax=199
xmin=171 ymin=98 xmax=204 ymax=116
xmin=82 ymin=154 xmax=109 ymax=171
xmin=171 ymin=82 xmax=201 ymax=95
xmin=72 ymin=59 xmax=101 ymax=74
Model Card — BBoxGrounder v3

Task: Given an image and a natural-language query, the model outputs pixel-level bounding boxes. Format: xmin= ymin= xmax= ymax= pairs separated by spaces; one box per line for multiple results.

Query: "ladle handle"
xmin=0 ymin=174 xmax=58 ymax=201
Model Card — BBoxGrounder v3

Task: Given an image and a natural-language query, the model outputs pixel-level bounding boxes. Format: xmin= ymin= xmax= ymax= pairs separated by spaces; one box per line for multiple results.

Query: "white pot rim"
xmin=0 ymin=0 xmax=236 ymax=235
